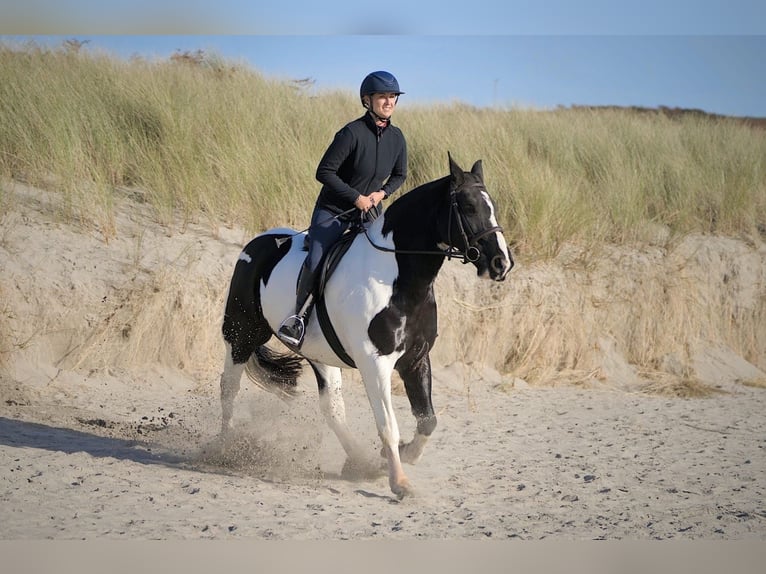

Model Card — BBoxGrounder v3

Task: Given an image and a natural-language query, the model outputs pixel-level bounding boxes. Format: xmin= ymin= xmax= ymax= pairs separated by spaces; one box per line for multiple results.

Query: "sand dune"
xmin=1 ymin=181 xmax=764 ymax=539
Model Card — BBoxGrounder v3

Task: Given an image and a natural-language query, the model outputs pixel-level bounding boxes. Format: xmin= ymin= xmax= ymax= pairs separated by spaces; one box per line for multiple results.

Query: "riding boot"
xmin=276 ymin=262 xmax=315 ymax=347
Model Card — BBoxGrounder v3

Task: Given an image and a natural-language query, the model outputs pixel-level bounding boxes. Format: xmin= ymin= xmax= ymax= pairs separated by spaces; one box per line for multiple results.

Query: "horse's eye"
xmin=462 ymin=204 xmax=476 ymax=215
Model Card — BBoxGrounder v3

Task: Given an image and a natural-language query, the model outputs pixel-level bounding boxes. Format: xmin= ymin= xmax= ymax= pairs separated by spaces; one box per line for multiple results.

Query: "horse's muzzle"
xmin=490 ymin=254 xmax=513 ymax=281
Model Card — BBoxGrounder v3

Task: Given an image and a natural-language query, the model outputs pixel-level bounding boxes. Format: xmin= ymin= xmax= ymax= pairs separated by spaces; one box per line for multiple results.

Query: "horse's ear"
xmin=448 ymin=152 xmax=464 ymax=184
xmin=471 ymin=159 xmax=483 ymax=180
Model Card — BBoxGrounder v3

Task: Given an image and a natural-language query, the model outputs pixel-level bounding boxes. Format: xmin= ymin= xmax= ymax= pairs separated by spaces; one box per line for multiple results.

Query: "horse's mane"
xmin=382 ymin=175 xmax=449 ymax=238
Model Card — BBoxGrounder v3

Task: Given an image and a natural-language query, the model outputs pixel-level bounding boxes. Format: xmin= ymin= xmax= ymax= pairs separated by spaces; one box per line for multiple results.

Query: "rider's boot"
xmin=277 ymin=263 xmax=314 ymax=348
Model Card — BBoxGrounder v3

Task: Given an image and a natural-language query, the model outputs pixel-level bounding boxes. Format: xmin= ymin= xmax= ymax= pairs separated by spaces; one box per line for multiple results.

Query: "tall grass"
xmin=1 ymin=40 xmax=765 ymax=258
xmin=3 ymin=41 xmax=766 ymax=390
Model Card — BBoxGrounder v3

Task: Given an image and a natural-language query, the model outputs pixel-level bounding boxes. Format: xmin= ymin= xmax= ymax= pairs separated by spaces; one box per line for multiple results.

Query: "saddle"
xmin=300 ymin=225 xmax=362 ymax=368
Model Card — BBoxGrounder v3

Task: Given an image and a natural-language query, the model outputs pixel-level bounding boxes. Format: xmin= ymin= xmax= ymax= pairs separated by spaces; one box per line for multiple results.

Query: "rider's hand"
xmin=354 ymin=194 xmax=373 ymax=212
xmin=369 ymin=190 xmax=386 ymax=207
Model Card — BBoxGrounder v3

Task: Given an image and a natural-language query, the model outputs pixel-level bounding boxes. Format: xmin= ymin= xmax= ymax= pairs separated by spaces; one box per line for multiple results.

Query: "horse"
xmin=219 ymin=153 xmax=514 ymax=498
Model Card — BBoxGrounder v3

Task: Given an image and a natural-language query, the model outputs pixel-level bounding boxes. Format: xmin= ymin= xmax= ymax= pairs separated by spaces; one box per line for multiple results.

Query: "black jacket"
xmin=315 ymin=112 xmax=407 ymax=218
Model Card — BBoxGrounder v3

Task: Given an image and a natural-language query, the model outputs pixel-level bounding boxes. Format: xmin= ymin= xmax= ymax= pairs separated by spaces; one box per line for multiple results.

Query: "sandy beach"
xmin=1 ymin=181 xmax=765 ymax=541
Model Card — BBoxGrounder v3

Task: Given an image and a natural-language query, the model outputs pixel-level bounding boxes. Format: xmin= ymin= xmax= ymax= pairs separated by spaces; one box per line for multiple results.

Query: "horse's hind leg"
xmin=310 ymin=362 xmax=382 ymax=478
xmin=396 ymin=351 xmax=437 ymax=464
xmin=220 ymin=342 xmax=245 ymax=436
xmin=220 ymin=307 xmax=271 ymax=436
xmin=219 ymin=237 xmax=281 ymax=436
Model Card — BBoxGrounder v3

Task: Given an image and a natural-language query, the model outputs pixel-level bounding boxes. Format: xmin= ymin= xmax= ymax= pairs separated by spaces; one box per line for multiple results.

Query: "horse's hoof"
xmin=197 ymin=432 xmax=231 ymax=461
xmin=399 ymin=444 xmax=424 ymax=465
xmin=391 ymin=479 xmax=415 ymax=500
xmin=207 ymin=430 xmax=224 ymax=445
xmin=217 ymin=428 xmax=236 ymax=445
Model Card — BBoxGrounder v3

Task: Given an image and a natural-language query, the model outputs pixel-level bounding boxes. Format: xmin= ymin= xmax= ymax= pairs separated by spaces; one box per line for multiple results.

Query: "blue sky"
xmin=2 ymin=1 xmax=765 ymax=117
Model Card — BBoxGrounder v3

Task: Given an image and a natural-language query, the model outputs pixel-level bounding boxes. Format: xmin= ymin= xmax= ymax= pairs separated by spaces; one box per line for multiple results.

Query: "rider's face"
xmin=367 ymin=92 xmax=398 ymax=119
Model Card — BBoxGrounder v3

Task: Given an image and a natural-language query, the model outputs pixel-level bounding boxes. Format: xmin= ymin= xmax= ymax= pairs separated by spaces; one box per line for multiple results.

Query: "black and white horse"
xmin=219 ymin=154 xmax=513 ymax=498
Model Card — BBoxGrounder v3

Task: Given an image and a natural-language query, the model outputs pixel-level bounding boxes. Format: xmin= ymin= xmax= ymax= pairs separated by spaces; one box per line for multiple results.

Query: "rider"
xmin=277 ymin=70 xmax=408 ymax=347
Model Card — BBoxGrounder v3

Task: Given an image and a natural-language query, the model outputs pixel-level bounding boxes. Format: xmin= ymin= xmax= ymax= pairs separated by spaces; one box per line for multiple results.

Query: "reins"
xmin=274 ymin=183 xmax=503 ymax=264
xmin=274 ymin=207 xmax=358 ymax=248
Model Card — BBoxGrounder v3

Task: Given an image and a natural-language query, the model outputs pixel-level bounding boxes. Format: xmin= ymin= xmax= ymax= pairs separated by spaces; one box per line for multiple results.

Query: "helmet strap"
xmin=367 ymin=108 xmax=390 ymax=126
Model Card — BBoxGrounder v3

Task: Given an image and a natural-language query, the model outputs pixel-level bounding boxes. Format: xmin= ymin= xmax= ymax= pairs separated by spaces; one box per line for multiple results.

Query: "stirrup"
xmin=277 ymin=314 xmax=305 ymax=347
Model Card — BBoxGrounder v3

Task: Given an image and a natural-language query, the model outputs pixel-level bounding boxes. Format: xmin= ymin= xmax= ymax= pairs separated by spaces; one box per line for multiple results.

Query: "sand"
xmin=1 ymin=181 xmax=765 ymax=540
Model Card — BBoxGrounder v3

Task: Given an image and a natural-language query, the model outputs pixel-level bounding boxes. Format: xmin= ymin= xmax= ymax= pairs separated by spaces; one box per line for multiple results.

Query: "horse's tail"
xmin=244 ymin=345 xmax=304 ymax=401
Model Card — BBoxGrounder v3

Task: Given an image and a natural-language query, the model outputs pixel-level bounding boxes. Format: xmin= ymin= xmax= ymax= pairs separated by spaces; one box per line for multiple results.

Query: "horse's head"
xmin=439 ymin=153 xmax=514 ymax=281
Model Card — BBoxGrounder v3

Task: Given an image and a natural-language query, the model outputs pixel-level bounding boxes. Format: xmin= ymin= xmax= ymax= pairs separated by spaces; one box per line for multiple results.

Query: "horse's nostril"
xmin=491 ymin=255 xmax=507 ymax=272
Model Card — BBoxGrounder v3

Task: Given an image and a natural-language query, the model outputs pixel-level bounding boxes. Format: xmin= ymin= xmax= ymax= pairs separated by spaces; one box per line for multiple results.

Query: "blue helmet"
xmin=359 ymin=71 xmax=404 ymax=105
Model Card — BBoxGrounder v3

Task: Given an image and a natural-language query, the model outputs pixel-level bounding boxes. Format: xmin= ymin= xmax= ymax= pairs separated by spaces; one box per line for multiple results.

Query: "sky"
xmin=2 ymin=1 xmax=766 ymax=117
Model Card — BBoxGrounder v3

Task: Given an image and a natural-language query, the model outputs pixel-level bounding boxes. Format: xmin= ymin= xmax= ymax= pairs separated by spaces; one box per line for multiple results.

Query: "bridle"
xmin=363 ymin=182 xmax=503 ymax=263
xmin=445 ymin=183 xmax=504 ymax=263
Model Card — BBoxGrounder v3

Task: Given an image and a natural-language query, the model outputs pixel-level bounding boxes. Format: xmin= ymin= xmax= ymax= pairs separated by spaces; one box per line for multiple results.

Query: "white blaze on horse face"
xmin=480 ymin=190 xmax=512 ymax=271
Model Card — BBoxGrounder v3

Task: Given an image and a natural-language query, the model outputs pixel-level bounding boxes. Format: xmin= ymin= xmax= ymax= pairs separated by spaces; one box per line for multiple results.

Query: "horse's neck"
xmin=378 ymin=180 xmax=447 ymax=292
xmin=382 ymin=177 xmax=446 ymax=249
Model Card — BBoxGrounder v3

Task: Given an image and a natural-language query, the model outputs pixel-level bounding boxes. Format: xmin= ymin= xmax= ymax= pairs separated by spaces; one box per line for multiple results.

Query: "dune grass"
xmin=2 ymin=41 xmax=766 ymax=391
xmin=2 ymin=40 xmax=765 ymax=258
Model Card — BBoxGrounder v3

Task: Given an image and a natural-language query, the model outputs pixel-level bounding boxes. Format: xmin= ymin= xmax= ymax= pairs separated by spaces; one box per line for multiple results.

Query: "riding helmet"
xmin=359 ymin=71 xmax=404 ymax=105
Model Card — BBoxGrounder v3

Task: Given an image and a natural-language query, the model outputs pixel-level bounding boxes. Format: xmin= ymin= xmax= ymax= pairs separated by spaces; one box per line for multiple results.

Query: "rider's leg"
xmin=277 ymin=207 xmax=349 ymax=346
xmin=293 ymin=259 xmax=314 ymax=316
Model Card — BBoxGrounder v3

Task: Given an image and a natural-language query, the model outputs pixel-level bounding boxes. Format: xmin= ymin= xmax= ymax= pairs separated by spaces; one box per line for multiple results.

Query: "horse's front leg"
xmin=396 ymin=351 xmax=437 ymax=464
xmin=359 ymin=360 xmax=412 ymax=498
xmin=310 ymin=362 xmax=384 ymax=479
